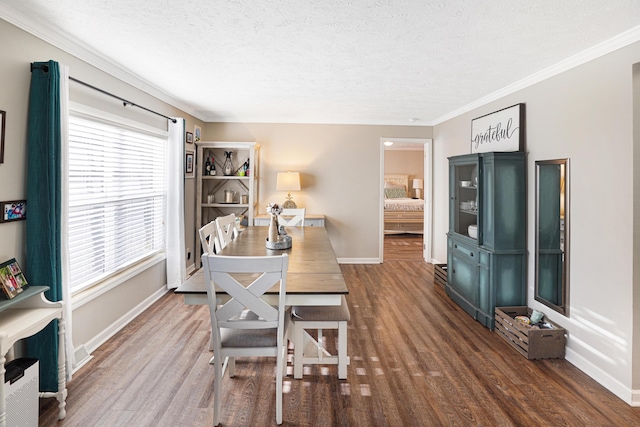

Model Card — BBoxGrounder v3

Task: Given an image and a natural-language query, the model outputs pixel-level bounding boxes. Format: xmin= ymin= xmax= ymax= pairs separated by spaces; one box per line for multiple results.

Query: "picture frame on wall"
xmin=0 ymin=200 xmax=26 ymax=223
xmin=185 ymin=149 xmax=195 ymax=178
xmin=0 ymin=110 xmax=6 ymax=164
xmin=186 ymin=131 xmax=194 ymax=144
xmin=471 ymin=103 xmax=525 ymax=154
xmin=0 ymin=258 xmax=28 ymax=299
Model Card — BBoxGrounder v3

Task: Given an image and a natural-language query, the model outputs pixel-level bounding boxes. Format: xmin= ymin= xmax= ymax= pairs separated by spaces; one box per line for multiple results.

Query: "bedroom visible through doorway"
xmin=380 ymin=137 xmax=432 ymax=263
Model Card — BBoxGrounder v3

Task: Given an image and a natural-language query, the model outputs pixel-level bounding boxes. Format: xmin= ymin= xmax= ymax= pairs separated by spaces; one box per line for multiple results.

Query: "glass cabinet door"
xmin=451 ymin=158 xmax=480 ymax=241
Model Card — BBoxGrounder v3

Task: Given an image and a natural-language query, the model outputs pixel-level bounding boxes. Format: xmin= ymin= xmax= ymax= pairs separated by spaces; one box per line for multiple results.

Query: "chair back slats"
xmin=198 ymin=221 xmax=220 ymax=254
xmin=215 ymin=214 xmax=239 ymax=252
xmin=214 ymin=272 xmax=280 ymax=325
xmin=278 ymin=208 xmax=306 ymax=226
xmin=202 ymin=254 xmax=289 ymax=334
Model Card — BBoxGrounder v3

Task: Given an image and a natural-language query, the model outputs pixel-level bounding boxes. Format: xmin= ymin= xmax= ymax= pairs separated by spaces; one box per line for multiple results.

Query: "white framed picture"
xmin=471 ymin=103 xmax=525 ymax=153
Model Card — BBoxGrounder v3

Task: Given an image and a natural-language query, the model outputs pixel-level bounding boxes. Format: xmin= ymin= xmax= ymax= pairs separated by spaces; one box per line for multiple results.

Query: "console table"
xmin=254 ymin=214 xmax=325 ymax=227
xmin=0 ymin=286 xmax=66 ymax=426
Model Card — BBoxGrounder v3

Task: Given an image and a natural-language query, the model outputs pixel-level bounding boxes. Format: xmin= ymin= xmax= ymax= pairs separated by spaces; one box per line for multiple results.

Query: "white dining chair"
xmin=198 ymin=221 xmax=222 ymax=351
xmin=198 ymin=221 xmax=220 ymax=254
xmin=202 ymin=253 xmax=289 ymax=426
xmin=215 ymin=213 xmax=239 ymax=253
xmin=289 ymin=295 xmax=350 ymax=379
xmin=278 ymin=208 xmax=306 ymax=227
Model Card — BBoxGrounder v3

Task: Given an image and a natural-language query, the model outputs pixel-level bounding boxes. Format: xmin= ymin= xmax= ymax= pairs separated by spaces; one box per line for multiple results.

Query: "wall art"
xmin=471 ymin=103 xmax=525 ymax=153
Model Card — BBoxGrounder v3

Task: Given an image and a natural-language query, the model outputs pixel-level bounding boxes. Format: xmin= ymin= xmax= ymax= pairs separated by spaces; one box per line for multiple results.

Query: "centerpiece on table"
xmin=266 ymin=203 xmax=292 ymax=249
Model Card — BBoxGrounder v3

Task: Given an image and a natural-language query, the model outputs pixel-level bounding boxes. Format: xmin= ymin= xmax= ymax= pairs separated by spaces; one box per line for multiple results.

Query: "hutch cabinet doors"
xmin=446 ymin=152 xmax=526 ymax=329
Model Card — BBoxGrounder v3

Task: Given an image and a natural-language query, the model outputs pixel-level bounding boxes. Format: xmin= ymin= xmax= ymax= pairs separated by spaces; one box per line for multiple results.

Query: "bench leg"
xmin=338 ymin=321 xmax=348 ymax=379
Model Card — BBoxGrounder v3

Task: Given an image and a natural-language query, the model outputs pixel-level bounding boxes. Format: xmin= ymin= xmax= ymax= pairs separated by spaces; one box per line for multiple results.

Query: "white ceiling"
xmin=2 ymin=1 xmax=640 ymax=125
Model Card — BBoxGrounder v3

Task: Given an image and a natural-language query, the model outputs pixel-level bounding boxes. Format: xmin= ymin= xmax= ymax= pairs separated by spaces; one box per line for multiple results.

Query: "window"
xmin=67 ymin=111 xmax=167 ymax=293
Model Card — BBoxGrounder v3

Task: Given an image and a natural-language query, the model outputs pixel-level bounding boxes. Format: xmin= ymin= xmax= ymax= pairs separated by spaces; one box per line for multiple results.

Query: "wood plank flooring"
xmin=39 ymin=235 xmax=640 ymax=426
xmin=384 ymin=233 xmax=424 ymax=261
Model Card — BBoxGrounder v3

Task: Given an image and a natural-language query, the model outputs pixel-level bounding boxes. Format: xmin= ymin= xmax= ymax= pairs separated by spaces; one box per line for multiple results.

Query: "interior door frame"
xmin=379 ymin=137 xmax=433 ymax=263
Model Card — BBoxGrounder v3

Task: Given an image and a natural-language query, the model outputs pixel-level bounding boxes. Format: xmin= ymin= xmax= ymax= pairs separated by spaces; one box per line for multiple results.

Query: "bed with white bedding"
xmin=384 ymin=174 xmax=424 ymax=234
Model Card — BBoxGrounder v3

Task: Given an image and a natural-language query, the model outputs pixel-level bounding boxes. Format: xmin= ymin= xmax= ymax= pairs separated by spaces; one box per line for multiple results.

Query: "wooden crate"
xmin=494 ymin=306 xmax=566 ymax=360
xmin=434 ymin=264 xmax=447 ymax=287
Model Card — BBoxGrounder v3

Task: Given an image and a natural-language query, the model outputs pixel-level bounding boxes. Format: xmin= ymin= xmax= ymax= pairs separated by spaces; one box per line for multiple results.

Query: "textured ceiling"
xmin=2 ymin=1 xmax=640 ymax=125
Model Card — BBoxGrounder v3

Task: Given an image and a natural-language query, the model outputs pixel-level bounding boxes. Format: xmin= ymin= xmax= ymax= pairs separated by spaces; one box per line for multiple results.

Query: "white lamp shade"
xmin=412 ymin=178 xmax=423 ymax=189
xmin=276 ymin=172 xmax=301 ymax=191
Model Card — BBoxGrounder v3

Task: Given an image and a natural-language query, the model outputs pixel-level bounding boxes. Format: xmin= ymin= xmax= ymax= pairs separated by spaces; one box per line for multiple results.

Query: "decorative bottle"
xmin=204 ymin=157 xmax=211 ymax=176
xmin=268 ymin=215 xmax=278 ymax=242
xmin=223 ymin=151 xmax=234 ymax=176
xmin=211 ymin=157 xmax=216 ymax=175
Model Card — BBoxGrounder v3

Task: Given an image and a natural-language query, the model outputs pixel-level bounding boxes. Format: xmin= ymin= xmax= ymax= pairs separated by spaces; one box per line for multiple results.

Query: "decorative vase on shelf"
xmin=268 ymin=215 xmax=279 ymax=242
xmin=223 ymin=151 xmax=234 ymax=176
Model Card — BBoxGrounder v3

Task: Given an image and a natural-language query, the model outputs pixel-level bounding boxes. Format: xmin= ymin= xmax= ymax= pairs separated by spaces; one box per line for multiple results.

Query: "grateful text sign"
xmin=471 ymin=104 xmax=524 ymax=153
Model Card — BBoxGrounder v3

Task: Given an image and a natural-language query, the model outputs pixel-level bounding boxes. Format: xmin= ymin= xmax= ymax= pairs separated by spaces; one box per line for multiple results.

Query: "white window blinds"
xmin=68 ymin=113 xmax=167 ymax=293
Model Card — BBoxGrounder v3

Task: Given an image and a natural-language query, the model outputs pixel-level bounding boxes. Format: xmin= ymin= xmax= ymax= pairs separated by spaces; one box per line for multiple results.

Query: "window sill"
xmin=72 ymin=253 xmax=166 ymax=309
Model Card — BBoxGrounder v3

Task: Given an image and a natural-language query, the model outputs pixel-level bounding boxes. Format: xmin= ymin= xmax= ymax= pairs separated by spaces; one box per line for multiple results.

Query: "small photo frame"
xmin=186 ymin=131 xmax=194 ymax=144
xmin=0 ymin=110 xmax=5 ymax=164
xmin=0 ymin=258 xmax=27 ymax=299
xmin=194 ymin=125 xmax=201 ymax=142
xmin=185 ymin=149 xmax=195 ymax=178
xmin=0 ymin=200 xmax=26 ymax=223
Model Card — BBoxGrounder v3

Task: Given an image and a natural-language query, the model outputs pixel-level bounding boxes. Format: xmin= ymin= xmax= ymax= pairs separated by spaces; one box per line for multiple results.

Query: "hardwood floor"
xmin=384 ymin=233 xmax=424 ymax=261
xmin=40 ymin=236 xmax=640 ymax=426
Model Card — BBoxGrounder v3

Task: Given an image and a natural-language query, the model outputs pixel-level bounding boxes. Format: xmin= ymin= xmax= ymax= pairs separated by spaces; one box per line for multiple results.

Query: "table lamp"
xmin=276 ymin=171 xmax=301 ymax=208
xmin=412 ymin=178 xmax=423 ymax=199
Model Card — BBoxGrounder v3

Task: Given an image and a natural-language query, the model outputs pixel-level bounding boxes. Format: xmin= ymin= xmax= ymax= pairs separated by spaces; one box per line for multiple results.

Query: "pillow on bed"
xmin=384 ymin=187 xmax=407 ymax=198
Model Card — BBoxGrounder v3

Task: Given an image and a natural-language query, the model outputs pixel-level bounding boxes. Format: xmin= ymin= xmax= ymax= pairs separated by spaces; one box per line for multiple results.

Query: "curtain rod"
xmin=30 ymin=63 xmax=177 ymax=124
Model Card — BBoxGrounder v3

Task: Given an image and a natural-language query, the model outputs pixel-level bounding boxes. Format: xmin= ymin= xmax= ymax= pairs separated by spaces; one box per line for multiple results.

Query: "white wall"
xmin=434 ymin=41 xmax=640 ymax=404
xmin=632 ymin=62 xmax=640 ymax=396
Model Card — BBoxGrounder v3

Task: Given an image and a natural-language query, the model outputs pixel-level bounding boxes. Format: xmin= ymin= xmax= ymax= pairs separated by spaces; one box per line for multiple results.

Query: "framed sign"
xmin=471 ymin=103 xmax=525 ymax=153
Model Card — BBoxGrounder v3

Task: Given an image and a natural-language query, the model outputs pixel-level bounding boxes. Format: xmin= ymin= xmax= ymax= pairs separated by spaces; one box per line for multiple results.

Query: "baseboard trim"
xmin=72 ymin=345 xmax=93 ymax=374
xmin=79 ymin=286 xmax=169 ymax=362
xmin=337 ymin=258 xmax=380 ymax=264
xmin=565 ymin=346 xmax=635 ymax=405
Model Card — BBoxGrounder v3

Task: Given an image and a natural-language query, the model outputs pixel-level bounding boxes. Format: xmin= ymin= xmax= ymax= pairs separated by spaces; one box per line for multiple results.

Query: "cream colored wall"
xmin=204 ymin=123 xmax=431 ymax=260
xmin=434 ymin=41 xmax=640 ymax=404
xmin=0 ymin=18 xmax=203 ymax=352
xmin=384 ymin=150 xmax=424 ymax=197
xmin=632 ymin=62 xmax=640 ymax=393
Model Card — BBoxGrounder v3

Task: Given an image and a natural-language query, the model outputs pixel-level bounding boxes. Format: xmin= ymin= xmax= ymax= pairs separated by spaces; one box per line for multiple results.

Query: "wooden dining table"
xmin=174 ymin=226 xmax=349 ymax=306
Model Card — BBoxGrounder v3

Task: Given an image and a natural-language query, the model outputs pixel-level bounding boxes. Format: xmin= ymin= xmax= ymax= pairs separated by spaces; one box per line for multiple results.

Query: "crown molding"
xmin=0 ymin=5 xmax=206 ymax=121
xmin=433 ymin=25 xmax=640 ymax=126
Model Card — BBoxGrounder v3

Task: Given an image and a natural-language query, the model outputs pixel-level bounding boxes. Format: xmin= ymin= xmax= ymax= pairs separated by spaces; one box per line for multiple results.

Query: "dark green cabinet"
xmin=446 ymin=152 xmax=526 ymax=329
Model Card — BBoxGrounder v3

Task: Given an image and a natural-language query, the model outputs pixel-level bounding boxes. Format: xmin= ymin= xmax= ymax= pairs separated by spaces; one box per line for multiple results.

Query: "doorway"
xmin=379 ymin=138 xmax=432 ymax=263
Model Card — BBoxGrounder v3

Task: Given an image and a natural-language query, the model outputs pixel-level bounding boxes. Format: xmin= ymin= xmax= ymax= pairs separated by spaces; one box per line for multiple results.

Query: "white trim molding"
xmin=433 ymin=25 xmax=640 ymax=125
xmin=76 ymin=286 xmax=169 ymax=369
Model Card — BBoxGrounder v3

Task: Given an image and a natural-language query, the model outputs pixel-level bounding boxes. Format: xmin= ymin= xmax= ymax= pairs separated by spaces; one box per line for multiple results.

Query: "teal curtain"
xmin=26 ymin=60 xmax=62 ymax=392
